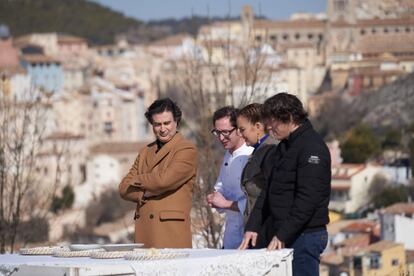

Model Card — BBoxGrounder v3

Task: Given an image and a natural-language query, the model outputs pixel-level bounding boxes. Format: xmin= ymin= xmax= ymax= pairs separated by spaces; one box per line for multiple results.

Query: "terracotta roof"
xmin=22 ymin=54 xmax=59 ymax=64
xmin=89 ymin=141 xmax=148 ymax=155
xmin=357 ymin=18 xmax=414 ymax=27
xmin=354 ymin=33 xmax=414 ymax=54
xmin=381 ymin=202 xmax=414 ymax=215
xmin=350 ymin=68 xmax=405 ymax=77
xmin=336 ymin=233 xmax=371 ymax=248
xmin=341 ymin=221 xmax=376 ymax=233
xmin=45 ymin=132 xmax=84 ymax=140
xmin=253 ymin=19 xmax=325 ymax=29
xmin=359 ymin=240 xmax=402 ymax=253
xmin=57 ymin=34 xmax=87 ymax=44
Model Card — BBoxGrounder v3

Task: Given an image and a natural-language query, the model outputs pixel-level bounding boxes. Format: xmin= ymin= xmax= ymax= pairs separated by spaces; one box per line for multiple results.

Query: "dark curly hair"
xmin=212 ymin=106 xmax=239 ymax=128
xmin=145 ymin=97 xmax=182 ymax=126
xmin=262 ymin=92 xmax=308 ymax=125
xmin=238 ymin=103 xmax=263 ymax=124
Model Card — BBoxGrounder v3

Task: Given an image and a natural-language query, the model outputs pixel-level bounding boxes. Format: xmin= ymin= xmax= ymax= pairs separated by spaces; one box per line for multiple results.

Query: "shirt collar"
xmin=287 ymin=119 xmax=312 ymax=144
xmin=252 ymin=134 xmax=269 ymax=152
xmin=230 ymin=143 xmax=252 ymax=157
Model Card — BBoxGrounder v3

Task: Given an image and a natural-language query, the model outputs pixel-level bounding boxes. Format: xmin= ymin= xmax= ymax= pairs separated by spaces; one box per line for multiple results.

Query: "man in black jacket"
xmin=239 ymin=93 xmax=331 ymax=276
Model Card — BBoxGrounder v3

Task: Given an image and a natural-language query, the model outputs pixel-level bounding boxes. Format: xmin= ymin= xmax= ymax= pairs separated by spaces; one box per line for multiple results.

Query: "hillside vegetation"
xmin=0 ymin=0 xmax=142 ymax=44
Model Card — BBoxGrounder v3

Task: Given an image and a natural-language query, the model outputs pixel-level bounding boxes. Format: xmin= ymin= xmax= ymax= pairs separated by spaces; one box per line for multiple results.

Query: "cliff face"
xmin=357 ymin=73 xmax=414 ymax=129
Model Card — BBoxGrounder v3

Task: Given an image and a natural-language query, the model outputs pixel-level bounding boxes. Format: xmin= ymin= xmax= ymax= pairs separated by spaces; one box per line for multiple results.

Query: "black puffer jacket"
xmin=246 ymin=120 xmax=331 ymax=246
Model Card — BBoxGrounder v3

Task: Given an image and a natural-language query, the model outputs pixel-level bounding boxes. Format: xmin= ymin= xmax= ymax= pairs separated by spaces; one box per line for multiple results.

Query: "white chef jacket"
xmin=214 ymin=143 xmax=253 ymax=249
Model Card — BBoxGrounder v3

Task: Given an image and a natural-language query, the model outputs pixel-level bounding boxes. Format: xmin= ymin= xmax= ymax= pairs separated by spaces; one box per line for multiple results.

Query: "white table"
xmin=0 ymin=248 xmax=293 ymax=276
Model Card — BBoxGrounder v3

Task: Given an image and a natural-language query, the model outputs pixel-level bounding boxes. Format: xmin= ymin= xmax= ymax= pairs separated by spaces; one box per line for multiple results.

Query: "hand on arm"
xmin=238 ymin=231 xmax=258 ymax=250
xmin=119 ymin=154 xmax=144 ymax=203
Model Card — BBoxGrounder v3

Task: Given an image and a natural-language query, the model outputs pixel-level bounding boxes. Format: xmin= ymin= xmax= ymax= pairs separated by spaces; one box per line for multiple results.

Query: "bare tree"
xmin=0 ymin=88 xmax=58 ymax=253
xmin=158 ymin=26 xmax=276 ymax=247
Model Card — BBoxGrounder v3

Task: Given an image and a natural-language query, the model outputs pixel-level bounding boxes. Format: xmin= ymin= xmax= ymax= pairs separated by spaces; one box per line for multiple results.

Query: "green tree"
xmin=0 ymin=0 xmax=142 ymax=45
xmin=372 ymin=185 xmax=412 ymax=209
xmin=341 ymin=123 xmax=381 ymax=163
xmin=50 ymin=185 xmax=74 ymax=214
xmin=382 ymin=127 xmax=402 ymax=149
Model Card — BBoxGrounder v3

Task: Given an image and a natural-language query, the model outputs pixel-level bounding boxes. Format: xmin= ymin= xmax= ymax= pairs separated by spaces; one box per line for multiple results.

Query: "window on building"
xmin=369 ymin=253 xmax=381 ymax=269
xmin=283 ymin=34 xmax=289 ymax=40
xmin=406 ymin=27 xmax=411 ymax=33
xmin=395 ymin=27 xmax=399 ymax=33
xmin=104 ymin=122 xmax=113 ymax=134
xmin=255 ymin=35 xmax=262 ymax=42
xmin=353 ymin=256 xmax=362 ymax=270
xmin=318 ymin=33 xmax=324 ymax=41
xmin=360 ymin=29 xmax=366 ymax=35
xmin=80 ymin=164 xmax=86 ymax=183
xmin=270 ymin=35 xmax=277 ymax=41
xmin=372 ymin=28 xmax=377 ymax=34
xmin=295 ymin=33 xmax=301 ymax=40
xmin=384 ymin=28 xmax=389 ymax=33
xmin=391 ymin=258 xmax=399 ymax=266
xmin=308 ymin=33 xmax=314 ymax=40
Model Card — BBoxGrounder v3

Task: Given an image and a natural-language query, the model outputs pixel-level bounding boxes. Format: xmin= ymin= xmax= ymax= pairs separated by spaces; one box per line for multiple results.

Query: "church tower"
xmin=327 ymin=0 xmax=357 ymax=24
xmin=241 ymin=5 xmax=254 ymax=46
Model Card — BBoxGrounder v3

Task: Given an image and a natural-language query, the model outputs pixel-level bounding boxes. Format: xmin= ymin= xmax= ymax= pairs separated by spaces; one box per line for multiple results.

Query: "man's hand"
xmin=207 ymin=191 xmax=232 ymax=209
xmin=267 ymin=235 xmax=285 ymax=250
xmin=238 ymin=231 xmax=258 ymax=250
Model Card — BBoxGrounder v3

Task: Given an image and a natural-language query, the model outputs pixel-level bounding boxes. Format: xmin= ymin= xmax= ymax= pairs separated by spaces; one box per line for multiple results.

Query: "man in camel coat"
xmin=119 ymin=98 xmax=198 ymax=248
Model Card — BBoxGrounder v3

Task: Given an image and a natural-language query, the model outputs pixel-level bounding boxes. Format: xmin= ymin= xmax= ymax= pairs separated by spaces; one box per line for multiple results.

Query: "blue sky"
xmin=90 ymin=0 xmax=326 ymax=21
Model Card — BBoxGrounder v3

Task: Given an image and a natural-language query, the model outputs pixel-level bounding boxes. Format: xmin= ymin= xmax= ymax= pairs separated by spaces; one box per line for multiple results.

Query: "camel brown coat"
xmin=119 ymin=133 xmax=198 ymax=248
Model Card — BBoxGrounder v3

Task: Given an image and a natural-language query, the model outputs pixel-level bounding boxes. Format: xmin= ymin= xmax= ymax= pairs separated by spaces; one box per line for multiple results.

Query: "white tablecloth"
xmin=0 ymin=248 xmax=293 ymax=276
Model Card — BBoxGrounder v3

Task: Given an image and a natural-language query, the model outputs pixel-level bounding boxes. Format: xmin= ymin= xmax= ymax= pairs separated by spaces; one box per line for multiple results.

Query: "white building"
xmin=380 ymin=203 xmax=414 ymax=250
xmin=329 ymin=163 xmax=385 ymax=214
xmin=73 ymin=141 xmax=147 ymax=208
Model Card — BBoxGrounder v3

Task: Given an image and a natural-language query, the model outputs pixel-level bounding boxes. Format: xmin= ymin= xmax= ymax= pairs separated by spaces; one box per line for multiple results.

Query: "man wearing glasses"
xmin=207 ymin=106 xmax=253 ymax=249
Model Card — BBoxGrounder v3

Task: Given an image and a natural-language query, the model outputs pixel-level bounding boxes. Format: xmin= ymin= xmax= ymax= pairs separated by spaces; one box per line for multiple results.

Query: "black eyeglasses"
xmin=211 ymin=127 xmax=236 ymax=138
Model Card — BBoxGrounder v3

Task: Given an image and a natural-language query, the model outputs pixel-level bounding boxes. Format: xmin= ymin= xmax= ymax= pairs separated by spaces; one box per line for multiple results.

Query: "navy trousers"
xmin=290 ymin=229 xmax=328 ymax=276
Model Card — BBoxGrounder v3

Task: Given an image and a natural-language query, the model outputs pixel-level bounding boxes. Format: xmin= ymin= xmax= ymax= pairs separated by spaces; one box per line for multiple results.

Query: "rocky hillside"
xmin=313 ymin=72 xmax=414 ymax=138
xmin=358 ymin=72 xmax=414 ymax=129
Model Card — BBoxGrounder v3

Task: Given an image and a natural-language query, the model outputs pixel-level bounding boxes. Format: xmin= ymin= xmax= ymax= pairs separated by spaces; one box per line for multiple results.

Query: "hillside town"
xmin=1 ymin=0 xmax=414 ymax=275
